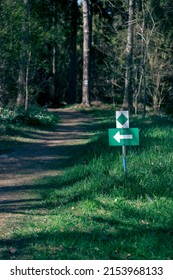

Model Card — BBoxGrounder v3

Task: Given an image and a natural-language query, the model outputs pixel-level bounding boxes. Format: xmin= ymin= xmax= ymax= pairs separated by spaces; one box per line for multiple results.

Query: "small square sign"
xmin=116 ymin=111 xmax=129 ymax=128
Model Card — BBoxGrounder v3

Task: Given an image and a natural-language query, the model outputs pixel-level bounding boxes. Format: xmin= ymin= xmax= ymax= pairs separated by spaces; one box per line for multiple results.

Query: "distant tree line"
xmin=0 ymin=0 xmax=173 ymax=114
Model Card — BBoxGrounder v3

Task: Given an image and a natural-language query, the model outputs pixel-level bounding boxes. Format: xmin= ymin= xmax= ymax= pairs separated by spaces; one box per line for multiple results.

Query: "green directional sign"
xmin=108 ymin=128 xmax=139 ymax=146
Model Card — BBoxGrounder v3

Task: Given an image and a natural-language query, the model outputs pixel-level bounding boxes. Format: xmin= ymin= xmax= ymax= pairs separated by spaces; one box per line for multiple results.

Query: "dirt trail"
xmin=0 ymin=109 xmax=95 ymax=239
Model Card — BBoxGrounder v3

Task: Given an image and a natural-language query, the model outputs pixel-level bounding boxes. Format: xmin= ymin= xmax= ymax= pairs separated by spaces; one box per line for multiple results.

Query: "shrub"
xmin=0 ymin=106 xmax=59 ymax=127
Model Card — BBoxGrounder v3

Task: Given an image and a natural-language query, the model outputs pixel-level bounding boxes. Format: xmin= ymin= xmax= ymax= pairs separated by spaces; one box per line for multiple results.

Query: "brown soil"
xmin=0 ymin=109 xmax=95 ymax=239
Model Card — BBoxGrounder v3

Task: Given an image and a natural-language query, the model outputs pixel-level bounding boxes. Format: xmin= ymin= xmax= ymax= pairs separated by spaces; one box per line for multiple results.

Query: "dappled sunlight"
xmin=0 ymin=110 xmax=98 ymax=245
xmin=0 ymin=110 xmax=96 ymax=186
xmin=0 ymin=110 xmax=173 ymax=260
xmin=0 ymin=169 xmax=63 ymax=187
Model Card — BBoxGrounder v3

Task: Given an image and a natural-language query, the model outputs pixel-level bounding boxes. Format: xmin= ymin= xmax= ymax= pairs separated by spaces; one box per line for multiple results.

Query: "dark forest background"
xmin=0 ymin=0 xmax=173 ymax=114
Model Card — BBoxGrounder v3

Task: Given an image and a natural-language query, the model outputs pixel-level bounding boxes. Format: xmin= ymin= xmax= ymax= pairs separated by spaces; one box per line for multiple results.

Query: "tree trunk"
xmin=25 ymin=51 xmax=31 ymax=110
xmin=17 ymin=0 xmax=29 ymax=108
xmin=123 ymin=0 xmax=135 ymax=111
xmin=50 ymin=0 xmax=59 ymax=106
xmin=141 ymin=0 xmax=147 ymax=116
xmin=82 ymin=0 xmax=91 ymax=107
xmin=67 ymin=0 xmax=77 ymax=104
xmin=0 ymin=81 xmax=3 ymax=110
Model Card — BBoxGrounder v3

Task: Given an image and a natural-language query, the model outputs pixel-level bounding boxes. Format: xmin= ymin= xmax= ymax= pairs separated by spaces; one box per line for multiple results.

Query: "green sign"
xmin=116 ymin=111 xmax=129 ymax=128
xmin=108 ymin=128 xmax=139 ymax=146
xmin=117 ymin=113 xmax=128 ymax=126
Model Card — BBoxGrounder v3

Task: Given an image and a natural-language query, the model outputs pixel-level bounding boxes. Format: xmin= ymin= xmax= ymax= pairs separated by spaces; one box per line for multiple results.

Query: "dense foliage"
xmin=0 ymin=0 xmax=173 ymax=113
xmin=0 ymin=106 xmax=58 ymax=128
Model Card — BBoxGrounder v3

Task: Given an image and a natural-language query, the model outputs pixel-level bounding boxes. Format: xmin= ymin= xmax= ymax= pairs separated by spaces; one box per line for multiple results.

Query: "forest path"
xmin=0 ymin=109 xmax=96 ymax=240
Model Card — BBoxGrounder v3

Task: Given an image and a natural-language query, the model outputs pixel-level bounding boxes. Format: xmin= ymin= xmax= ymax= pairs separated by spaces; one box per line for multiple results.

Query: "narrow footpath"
xmin=0 ymin=109 xmax=95 ymax=241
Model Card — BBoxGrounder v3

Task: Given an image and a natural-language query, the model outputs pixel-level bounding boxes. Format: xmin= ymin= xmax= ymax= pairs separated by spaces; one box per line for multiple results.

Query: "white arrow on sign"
xmin=113 ymin=131 xmax=133 ymax=143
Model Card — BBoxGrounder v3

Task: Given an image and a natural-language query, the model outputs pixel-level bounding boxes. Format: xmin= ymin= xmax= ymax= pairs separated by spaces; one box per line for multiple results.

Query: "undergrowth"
xmin=0 ymin=110 xmax=173 ymax=260
xmin=0 ymin=106 xmax=58 ymax=128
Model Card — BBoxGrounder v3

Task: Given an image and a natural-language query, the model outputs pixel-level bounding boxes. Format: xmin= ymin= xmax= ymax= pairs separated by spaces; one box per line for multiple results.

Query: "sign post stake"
xmin=108 ymin=110 xmax=139 ymax=175
xmin=122 ymin=145 xmax=127 ymax=174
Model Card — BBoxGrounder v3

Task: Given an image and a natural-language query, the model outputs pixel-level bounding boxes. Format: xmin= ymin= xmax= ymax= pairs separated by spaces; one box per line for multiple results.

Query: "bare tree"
xmin=134 ymin=2 xmax=156 ymax=115
xmin=123 ymin=0 xmax=135 ymax=111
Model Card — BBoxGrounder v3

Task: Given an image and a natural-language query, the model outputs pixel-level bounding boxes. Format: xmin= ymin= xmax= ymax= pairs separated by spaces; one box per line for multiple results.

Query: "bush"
xmin=0 ymin=106 xmax=59 ymax=127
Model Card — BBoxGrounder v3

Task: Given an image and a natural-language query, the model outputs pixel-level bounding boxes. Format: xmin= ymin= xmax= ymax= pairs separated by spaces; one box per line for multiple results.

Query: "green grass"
xmin=0 ymin=106 xmax=59 ymax=154
xmin=0 ymin=106 xmax=59 ymax=130
xmin=0 ymin=111 xmax=173 ymax=260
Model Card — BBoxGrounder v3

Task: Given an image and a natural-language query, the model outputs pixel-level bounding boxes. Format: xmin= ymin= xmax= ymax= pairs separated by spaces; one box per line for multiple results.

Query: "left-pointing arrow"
xmin=113 ymin=131 xmax=133 ymax=143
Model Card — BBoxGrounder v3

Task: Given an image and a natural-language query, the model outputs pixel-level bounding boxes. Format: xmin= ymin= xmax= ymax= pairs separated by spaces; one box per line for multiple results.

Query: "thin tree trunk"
xmin=50 ymin=0 xmax=58 ymax=106
xmin=17 ymin=0 xmax=29 ymax=107
xmin=135 ymin=72 xmax=143 ymax=114
xmin=123 ymin=0 xmax=135 ymax=111
xmin=50 ymin=44 xmax=56 ymax=105
xmin=25 ymin=51 xmax=31 ymax=110
xmin=17 ymin=63 xmax=25 ymax=106
xmin=141 ymin=0 xmax=147 ymax=116
xmin=82 ymin=0 xmax=91 ymax=107
xmin=68 ymin=0 xmax=77 ymax=104
xmin=52 ymin=45 xmax=56 ymax=76
xmin=0 ymin=82 xmax=3 ymax=110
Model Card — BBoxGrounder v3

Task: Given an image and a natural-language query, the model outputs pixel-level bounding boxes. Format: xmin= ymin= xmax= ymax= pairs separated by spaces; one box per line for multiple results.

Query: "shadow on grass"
xmin=0 ymin=114 xmax=172 ymax=213
xmin=0 ymin=196 xmax=43 ymax=215
xmin=0 ymin=170 xmax=172 ymax=217
xmin=0 ymin=216 xmax=173 ymax=260
xmin=0 ymin=113 xmax=173 ymax=260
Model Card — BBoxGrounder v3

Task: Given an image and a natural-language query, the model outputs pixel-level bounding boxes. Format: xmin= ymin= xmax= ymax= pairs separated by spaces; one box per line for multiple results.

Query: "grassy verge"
xmin=0 ymin=106 xmax=59 ymax=127
xmin=0 ymin=106 xmax=59 ymax=154
xmin=1 ymin=110 xmax=173 ymax=260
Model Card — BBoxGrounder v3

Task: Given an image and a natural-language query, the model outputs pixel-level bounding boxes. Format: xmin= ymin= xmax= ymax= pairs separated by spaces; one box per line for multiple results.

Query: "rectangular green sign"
xmin=108 ymin=128 xmax=139 ymax=146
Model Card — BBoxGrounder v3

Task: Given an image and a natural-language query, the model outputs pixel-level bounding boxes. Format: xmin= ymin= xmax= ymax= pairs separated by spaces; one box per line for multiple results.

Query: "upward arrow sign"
xmin=114 ymin=131 xmax=133 ymax=143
